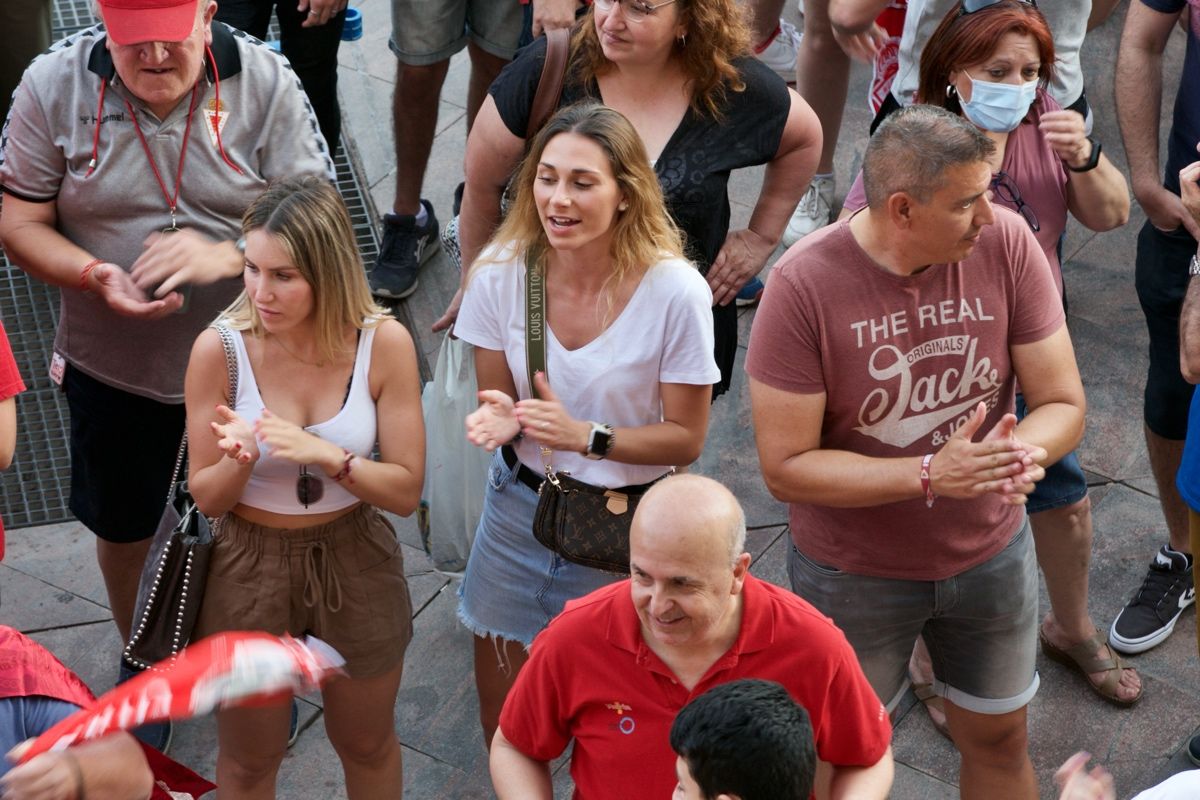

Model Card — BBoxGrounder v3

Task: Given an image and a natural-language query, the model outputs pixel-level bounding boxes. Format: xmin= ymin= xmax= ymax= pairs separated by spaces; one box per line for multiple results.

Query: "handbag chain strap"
xmin=164 ymin=325 xmax=240 ymax=502
xmin=524 ymin=254 xmax=560 ymax=486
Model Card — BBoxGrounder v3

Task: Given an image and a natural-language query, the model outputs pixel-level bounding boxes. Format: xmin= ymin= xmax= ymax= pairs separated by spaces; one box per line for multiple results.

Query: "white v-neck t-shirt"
xmin=456 ymin=246 xmax=720 ymax=488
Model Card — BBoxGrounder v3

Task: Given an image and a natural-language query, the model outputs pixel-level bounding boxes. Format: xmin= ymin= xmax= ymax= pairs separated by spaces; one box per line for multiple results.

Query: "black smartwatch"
xmin=584 ymin=422 xmax=615 ymax=460
xmin=1066 ymin=137 xmax=1101 ymax=173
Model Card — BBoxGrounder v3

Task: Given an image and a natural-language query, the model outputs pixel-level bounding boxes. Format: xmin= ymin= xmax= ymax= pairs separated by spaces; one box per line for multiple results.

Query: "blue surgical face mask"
xmin=959 ymin=75 xmax=1038 ymax=133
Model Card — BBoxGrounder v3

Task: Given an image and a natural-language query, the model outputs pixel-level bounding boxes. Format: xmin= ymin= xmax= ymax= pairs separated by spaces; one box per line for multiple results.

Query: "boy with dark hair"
xmin=669 ymin=679 xmax=817 ymax=800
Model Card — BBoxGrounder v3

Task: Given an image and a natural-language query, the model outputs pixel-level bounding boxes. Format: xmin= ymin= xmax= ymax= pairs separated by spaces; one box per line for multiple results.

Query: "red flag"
xmin=19 ymin=632 xmax=345 ymax=763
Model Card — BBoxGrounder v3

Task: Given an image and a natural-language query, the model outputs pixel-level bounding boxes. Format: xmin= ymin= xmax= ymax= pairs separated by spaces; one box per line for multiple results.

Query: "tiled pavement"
xmin=5 ymin=1 xmax=1200 ymax=797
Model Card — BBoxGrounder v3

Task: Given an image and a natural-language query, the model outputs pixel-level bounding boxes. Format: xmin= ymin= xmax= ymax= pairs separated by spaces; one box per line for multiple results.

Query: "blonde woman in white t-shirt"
xmin=453 ymin=103 xmax=721 ymax=748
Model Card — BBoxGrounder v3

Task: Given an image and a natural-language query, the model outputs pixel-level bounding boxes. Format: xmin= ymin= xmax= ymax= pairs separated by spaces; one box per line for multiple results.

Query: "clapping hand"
xmin=1054 ymin=752 xmax=1116 ymax=800
xmin=88 ymin=262 xmax=183 ymax=320
xmin=515 ymin=372 xmax=588 ymax=453
xmin=211 ymin=404 xmax=260 ymax=465
xmin=254 ymin=409 xmax=340 ymax=466
xmin=466 ymin=390 xmax=522 ymax=452
xmin=930 ymin=402 xmax=1044 ymax=505
xmin=130 ymin=229 xmax=238 ymax=297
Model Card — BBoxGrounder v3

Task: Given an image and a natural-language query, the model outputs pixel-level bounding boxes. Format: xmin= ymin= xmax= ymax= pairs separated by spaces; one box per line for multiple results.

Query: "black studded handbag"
xmin=123 ymin=326 xmax=237 ymax=670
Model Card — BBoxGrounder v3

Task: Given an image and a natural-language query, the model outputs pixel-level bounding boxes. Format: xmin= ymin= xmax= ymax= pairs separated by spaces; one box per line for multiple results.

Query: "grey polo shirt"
xmin=0 ymin=22 xmax=335 ymax=403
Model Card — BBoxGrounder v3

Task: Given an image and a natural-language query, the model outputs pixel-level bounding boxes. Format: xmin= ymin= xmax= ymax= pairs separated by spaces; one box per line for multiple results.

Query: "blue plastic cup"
xmin=341 ymin=6 xmax=363 ymax=41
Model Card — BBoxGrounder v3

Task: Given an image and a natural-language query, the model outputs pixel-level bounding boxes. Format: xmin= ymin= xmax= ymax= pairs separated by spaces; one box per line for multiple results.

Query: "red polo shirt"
xmin=0 ymin=320 xmax=25 ymax=561
xmin=499 ymin=574 xmax=891 ymax=799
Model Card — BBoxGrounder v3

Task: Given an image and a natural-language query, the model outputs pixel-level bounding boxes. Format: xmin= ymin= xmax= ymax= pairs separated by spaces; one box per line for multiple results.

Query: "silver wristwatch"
xmin=1190 ymin=254 xmax=1200 ymax=277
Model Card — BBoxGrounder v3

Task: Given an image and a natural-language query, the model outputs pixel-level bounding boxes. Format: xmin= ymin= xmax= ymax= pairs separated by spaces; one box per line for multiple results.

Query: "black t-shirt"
xmin=489 ymin=37 xmax=791 ymax=274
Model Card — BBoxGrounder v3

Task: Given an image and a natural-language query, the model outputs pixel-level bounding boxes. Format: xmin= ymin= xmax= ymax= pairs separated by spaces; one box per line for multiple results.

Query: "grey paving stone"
xmin=747 ymin=530 xmax=789 ymax=591
xmin=394 ymin=580 xmax=485 ymax=768
xmin=26 ymin=620 xmax=124 ymax=693
xmin=4 ymin=520 xmax=109 ymax=607
xmin=888 ymin=762 xmax=959 ymax=800
xmin=693 ymin=347 xmax=789 ymax=529
xmin=0 ymin=564 xmax=110 ymax=631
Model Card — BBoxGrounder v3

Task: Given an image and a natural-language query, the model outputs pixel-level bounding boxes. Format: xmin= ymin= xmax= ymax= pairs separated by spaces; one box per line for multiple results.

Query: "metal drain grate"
xmin=2 ymin=2 xmax=395 ymax=529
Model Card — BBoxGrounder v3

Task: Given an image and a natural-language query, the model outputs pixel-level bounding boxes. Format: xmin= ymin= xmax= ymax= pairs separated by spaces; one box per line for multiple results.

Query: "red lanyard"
xmin=122 ymin=83 xmax=200 ymax=231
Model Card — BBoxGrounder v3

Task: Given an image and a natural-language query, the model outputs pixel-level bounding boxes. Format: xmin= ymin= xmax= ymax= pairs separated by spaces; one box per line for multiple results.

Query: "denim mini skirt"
xmin=457 ymin=449 xmax=621 ymax=647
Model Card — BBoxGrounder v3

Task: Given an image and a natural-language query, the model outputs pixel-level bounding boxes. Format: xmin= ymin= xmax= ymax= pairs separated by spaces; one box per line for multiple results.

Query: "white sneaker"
xmin=755 ymin=20 xmax=801 ymax=84
xmin=783 ymin=175 xmax=834 ymax=247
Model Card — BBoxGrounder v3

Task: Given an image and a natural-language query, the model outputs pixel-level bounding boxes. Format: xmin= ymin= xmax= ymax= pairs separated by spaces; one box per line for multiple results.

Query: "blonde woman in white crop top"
xmin=183 ymin=177 xmax=423 ymax=799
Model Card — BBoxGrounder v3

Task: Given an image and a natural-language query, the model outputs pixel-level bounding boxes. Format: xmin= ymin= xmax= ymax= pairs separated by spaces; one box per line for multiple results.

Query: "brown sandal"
xmin=1039 ymin=627 xmax=1142 ymax=707
xmin=909 ymin=677 xmax=952 ymax=740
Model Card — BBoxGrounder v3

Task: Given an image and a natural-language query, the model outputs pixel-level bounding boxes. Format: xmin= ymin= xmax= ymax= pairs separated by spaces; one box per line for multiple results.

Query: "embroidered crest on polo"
xmin=205 ymin=98 xmax=229 ymax=149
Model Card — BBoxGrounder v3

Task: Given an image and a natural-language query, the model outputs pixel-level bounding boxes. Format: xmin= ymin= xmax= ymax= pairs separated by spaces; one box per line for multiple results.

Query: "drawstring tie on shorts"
xmin=302 ymin=541 xmax=343 ymax=613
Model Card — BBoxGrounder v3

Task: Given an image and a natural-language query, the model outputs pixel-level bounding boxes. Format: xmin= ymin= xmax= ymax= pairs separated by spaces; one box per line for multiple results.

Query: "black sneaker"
xmin=370 ymin=200 xmax=440 ymax=299
xmin=1109 ymin=545 xmax=1195 ymax=654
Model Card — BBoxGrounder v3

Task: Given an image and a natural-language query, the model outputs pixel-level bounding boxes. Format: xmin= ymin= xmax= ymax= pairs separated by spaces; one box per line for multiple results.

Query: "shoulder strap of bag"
xmin=525 ymin=254 xmax=547 ymax=400
xmin=527 ymin=26 xmax=571 ymax=139
xmin=215 ymin=325 xmax=239 ymax=402
xmin=168 ymin=326 xmax=240 ymax=497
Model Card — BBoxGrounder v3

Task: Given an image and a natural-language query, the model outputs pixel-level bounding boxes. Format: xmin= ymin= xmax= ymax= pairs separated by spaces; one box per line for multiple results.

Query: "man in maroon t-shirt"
xmin=747 ymin=105 xmax=1085 ymax=800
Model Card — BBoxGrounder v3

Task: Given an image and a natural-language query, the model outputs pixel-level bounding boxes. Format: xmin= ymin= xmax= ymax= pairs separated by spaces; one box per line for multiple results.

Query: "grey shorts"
xmin=788 ymin=517 xmax=1039 ymax=716
xmin=389 ymin=0 xmax=524 ymax=65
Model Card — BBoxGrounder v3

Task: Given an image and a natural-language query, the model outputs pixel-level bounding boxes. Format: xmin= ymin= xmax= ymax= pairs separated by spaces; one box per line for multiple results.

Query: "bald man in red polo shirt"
xmin=489 ymin=475 xmax=894 ymax=800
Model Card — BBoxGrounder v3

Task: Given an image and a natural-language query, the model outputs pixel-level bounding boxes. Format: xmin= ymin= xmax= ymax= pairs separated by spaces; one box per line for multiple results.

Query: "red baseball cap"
xmin=98 ymin=0 xmax=201 ymax=46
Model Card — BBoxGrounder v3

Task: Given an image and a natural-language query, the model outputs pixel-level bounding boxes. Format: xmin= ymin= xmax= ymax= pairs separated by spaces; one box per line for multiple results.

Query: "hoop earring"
xmin=677 ymin=33 xmax=686 ymax=47
xmin=946 ymin=83 xmax=957 ymax=98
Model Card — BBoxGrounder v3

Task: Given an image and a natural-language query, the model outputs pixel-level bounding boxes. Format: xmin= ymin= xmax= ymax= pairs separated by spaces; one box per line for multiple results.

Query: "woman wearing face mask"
xmin=841 ymin=0 xmax=1137 ymax=729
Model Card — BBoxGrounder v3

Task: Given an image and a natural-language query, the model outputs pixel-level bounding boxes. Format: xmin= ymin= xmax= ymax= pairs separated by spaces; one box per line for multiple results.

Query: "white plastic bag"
xmin=419 ymin=332 xmax=491 ymax=576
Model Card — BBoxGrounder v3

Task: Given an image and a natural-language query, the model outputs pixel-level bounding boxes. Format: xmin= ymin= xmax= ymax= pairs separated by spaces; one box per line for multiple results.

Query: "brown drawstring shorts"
xmin=193 ymin=504 xmax=413 ymax=679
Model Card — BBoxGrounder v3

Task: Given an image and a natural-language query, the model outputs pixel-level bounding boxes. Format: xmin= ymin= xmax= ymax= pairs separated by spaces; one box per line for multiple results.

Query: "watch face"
xmin=588 ymin=424 xmax=613 ymax=457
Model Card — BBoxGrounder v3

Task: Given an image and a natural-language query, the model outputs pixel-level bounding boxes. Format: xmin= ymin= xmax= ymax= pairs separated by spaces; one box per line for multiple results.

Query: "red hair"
xmin=917 ymin=0 xmax=1056 ymax=113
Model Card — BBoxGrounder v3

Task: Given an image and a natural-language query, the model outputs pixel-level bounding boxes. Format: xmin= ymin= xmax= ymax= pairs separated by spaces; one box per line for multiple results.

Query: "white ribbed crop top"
xmin=220 ymin=324 xmax=377 ymax=514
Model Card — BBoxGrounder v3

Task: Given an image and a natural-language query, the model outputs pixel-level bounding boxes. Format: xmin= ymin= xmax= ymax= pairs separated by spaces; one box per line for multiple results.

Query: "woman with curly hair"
xmin=435 ymin=0 xmax=821 ymax=400
xmin=454 ymin=103 xmax=720 ymax=746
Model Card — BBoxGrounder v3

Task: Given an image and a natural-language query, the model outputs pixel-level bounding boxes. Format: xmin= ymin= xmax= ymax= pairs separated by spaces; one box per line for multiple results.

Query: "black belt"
xmin=501 ymin=445 xmax=664 ymax=495
xmin=502 ymin=444 xmax=547 ymax=493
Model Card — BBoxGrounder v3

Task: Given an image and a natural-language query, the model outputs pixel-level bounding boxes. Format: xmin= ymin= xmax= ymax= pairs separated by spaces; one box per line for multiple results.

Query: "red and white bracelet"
xmin=920 ymin=453 xmax=936 ymax=508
